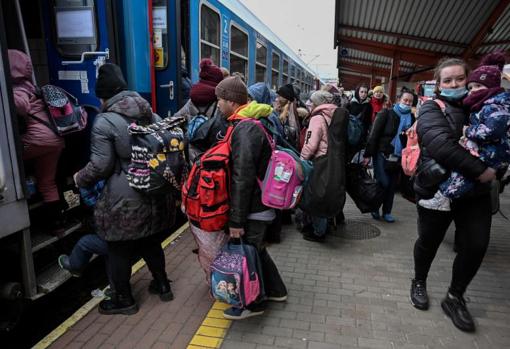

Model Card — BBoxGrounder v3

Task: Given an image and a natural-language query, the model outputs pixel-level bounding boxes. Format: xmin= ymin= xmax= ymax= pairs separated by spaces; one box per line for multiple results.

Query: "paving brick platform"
xmin=49 ymin=228 xmax=213 ymax=349
xmin=221 ymin=192 xmax=510 ymax=349
xmin=47 ymin=190 xmax=510 ymax=349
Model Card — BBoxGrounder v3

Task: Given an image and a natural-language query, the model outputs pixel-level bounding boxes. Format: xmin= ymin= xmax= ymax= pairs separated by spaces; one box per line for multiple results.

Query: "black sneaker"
xmin=302 ymin=231 xmax=325 ymax=242
xmin=441 ymin=292 xmax=475 ymax=332
xmin=410 ymin=279 xmax=429 ymax=310
xmin=148 ymin=279 xmax=174 ymax=302
xmin=98 ymin=294 xmax=138 ymax=315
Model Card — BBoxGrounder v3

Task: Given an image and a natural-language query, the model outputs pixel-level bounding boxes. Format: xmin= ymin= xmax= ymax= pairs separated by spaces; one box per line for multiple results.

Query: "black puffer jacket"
xmin=348 ymin=90 xmax=372 ymax=136
xmin=415 ymin=98 xmax=488 ymax=196
xmin=229 ymin=120 xmax=272 ymax=228
xmin=76 ymin=91 xmax=175 ymax=241
xmin=365 ymin=109 xmax=415 ymax=157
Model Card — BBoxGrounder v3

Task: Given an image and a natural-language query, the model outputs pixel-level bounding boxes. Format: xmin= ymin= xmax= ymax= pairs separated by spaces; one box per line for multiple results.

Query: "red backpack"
xmin=401 ymin=99 xmax=445 ymax=176
xmin=181 ymin=123 xmax=237 ymax=232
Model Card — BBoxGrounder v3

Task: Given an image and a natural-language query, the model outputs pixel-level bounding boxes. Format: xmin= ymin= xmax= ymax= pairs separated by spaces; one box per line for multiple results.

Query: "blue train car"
xmin=0 ymin=0 xmax=318 ymax=330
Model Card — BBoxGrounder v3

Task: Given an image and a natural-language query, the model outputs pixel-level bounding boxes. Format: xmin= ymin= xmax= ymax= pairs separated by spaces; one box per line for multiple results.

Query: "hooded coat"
xmin=75 ymin=91 xmax=175 ymax=241
xmin=227 ymin=102 xmax=274 ymax=228
xmin=8 ymin=49 xmax=64 ymax=149
xmin=300 ymin=104 xmax=338 ymax=160
xmin=247 ymin=82 xmax=285 ymax=140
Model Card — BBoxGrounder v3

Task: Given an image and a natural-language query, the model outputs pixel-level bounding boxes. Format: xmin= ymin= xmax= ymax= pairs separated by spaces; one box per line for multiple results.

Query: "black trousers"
xmin=244 ymin=220 xmax=287 ymax=303
xmin=413 ymin=193 xmax=492 ymax=296
xmin=107 ymin=233 xmax=168 ymax=297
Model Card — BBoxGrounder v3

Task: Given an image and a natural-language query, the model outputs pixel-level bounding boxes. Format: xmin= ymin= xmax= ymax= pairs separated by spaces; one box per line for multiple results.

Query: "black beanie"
xmin=277 ymin=83 xmax=295 ymax=102
xmin=95 ymin=63 xmax=128 ymax=100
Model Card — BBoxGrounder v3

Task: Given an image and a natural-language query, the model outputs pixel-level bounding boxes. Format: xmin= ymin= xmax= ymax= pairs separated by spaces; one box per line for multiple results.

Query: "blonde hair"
xmin=279 ymin=103 xmax=290 ymax=124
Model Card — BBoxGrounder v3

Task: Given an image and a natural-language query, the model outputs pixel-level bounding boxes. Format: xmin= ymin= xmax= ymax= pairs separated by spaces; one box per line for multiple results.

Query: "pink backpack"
xmin=401 ymin=99 xmax=446 ymax=176
xmin=247 ymin=119 xmax=305 ymax=209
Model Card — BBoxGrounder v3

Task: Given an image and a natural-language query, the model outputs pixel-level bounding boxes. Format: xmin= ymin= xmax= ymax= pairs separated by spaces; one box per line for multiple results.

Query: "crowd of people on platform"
xmin=8 ymin=48 xmax=509 ymax=333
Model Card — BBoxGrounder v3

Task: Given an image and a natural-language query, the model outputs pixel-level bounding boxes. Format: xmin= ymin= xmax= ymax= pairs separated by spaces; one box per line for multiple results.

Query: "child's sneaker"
xmin=418 ymin=191 xmax=451 ymax=211
xmin=57 ymin=255 xmax=82 ymax=277
xmin=223 ymin=307 xmax=264 ymax=320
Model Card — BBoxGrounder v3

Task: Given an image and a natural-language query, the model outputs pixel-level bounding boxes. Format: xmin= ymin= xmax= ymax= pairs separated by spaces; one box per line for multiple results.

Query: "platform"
xmin=44 ymin=191 xmax=510 ymax=349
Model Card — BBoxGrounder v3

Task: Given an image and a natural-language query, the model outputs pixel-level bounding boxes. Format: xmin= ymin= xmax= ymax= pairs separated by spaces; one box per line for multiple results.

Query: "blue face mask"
xmin=440 ymin=86 xmax=468 ymax=100
xmin=397 ymin=103 xmax=411 ymax=114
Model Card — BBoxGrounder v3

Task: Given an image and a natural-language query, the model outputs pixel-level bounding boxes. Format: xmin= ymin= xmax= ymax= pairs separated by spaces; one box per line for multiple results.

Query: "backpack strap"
xmin=236 ymin=118 xmax=275 ymax=151
xmin=26 ymin=113 xmax=61 ymax=137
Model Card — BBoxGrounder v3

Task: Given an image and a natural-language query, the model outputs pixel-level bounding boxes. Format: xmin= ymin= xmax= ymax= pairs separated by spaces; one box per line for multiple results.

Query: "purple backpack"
xmin=210 ymin=241 xmax=264 ymax=308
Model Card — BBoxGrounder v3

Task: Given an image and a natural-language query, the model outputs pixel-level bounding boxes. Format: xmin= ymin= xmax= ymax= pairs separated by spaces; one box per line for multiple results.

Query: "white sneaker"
xmin=418 ymin=191 xmax=451 ymax=211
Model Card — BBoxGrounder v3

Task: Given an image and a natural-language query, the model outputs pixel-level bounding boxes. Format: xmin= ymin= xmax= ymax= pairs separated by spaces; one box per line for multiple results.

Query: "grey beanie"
xmin=310 ymin=91 xmax=333 ymax=106
xmin=215 ymin=76 xmax=248 ymax=105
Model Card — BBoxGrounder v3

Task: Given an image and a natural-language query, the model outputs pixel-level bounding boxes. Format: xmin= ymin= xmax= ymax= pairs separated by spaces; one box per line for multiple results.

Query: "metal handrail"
xmin=0 ymin=150 xmax=6 ymax=195
xmin=61 ymin=48 xmax=110 ymax=65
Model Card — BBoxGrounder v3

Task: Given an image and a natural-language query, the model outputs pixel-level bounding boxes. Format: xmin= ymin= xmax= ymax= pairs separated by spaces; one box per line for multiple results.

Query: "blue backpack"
xmin=347 ymin=114 xmax=364 ymax=146
xmin=187 ymin=103 xmax=217 ymax=140
xmin=210 ymin=241 xmax=265 ymax=308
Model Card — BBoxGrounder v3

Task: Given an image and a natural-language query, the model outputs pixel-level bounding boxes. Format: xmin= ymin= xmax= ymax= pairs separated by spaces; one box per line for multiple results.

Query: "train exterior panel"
xmin=0 ymin=0 xmax=319 ymax=330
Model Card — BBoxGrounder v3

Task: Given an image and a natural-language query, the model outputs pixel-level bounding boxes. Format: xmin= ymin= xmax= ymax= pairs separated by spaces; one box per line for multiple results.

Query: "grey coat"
xmin=76 ymin=91 xmax=175 ymax=241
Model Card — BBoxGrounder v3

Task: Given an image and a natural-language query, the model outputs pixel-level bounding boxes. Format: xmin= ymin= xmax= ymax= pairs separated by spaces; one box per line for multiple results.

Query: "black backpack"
xmin=299 ymin=107 xmax=348 ymax=217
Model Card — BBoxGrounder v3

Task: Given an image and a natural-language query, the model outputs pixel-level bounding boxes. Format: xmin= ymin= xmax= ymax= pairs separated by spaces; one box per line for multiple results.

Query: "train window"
xmin=230 ymin=25 xmax=248 ymax=79
xmin=52 ymin=0 xmax=99 ymax=57
xmin=283 ymin=59 xmax=288 ymax=83
xmin=290 ymin=65 xmax=295 ymax=84
xmin=255 ymin=41 xmax=267 ymax=83
xmin=271 ymin=52 xmax=280 ymax=89
xmin=200 ymin=5 xmax=220 ymax=64
xmin=153 ymin=1 xmax=168 ymax=69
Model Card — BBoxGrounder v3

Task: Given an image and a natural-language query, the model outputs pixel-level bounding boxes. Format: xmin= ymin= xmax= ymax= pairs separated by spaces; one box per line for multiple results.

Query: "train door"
xmin=152 ymin=0 xmax=181 ymax=116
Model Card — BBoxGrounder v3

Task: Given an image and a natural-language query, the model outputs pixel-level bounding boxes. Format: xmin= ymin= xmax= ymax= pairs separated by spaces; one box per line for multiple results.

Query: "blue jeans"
xmin=311 ymin=216 xmax=328 ymax=236
xmin=372 ymin=153 xmax=399 ymax=215
xmin=69 ymin=234 xmax=108 ymax=270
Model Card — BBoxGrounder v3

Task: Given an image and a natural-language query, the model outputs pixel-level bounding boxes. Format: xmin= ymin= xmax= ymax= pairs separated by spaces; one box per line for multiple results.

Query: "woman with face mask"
xmin=410 ymin=58 xmax=496 ymax=333
xmin=363 ymin=90 xmax=416 ymax=223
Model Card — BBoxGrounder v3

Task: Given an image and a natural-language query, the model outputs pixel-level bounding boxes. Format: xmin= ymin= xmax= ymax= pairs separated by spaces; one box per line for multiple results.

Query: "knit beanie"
xmin=310 ymin=90 xmax=333 ymax=106
xmin=467 ymin=52 xmax=506 ymax=88
xmin=215 ymin=76 xmax=248 ymax=105
xmin=373 ymin=85 xmax=384 ymax=93
xmin=277 ymin=84 xmax=295 ymax=102
xmin=198 ymin=58 xmax=223 ymax=84
xmin=95 ymin=63 xmax=128 ymax=100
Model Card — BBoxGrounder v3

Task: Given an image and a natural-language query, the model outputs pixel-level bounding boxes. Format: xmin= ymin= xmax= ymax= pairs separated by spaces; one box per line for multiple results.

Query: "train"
xmin=0 ymin=0 xmax=320 ymax=331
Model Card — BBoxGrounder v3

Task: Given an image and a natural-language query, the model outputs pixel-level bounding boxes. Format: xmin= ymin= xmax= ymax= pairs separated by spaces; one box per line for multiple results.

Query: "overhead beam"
xmin=338 ymin=61 xmax=391 ymax=76
xmin=338 ymin=36 xmax=441 ymax=66
xmin=339 ymin=25 xmax=466 ymax=49
xmin=463 ymin=0 xmax=510 ymax=59
xmin=340 ymin=56 xmax=392 ymax=67
xmin=481 ymin=39 xmax=510 ymax=47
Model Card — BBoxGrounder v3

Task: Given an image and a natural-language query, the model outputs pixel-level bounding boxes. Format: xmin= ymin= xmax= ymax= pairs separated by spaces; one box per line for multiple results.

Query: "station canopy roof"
xmin=334 ymin=0 xmax=510 ymax=90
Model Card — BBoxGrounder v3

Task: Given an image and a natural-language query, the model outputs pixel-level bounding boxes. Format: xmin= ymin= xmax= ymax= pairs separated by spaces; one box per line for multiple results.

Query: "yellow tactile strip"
xmin=33 ymin=222 xmax=190 ymax=349
xmin=187 ymin=301 xmax=232 ymax=349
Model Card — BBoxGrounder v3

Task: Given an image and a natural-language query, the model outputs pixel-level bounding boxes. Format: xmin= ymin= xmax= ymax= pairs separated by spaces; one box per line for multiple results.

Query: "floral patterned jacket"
xmin=465 ymin=92 xmax=510 ymax=169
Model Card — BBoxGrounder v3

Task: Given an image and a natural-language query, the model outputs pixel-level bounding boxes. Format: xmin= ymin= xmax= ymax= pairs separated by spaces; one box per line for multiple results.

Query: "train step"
xmin=31 ymin=222 xmax=82 ymax=253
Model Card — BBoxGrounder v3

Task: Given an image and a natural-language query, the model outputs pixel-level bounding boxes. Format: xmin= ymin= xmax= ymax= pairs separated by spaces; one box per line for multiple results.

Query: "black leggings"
xmin=413 ymin=193 xmax=492 ymax=296
xmin=107 ymin=233 xmax=168 ymax=297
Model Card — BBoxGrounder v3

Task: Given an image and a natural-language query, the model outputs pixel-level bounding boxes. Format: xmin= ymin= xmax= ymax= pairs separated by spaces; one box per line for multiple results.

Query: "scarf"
xmin=463 ymin=87 xmax=504 ymax=112
xmin=391 ymin=105 xmax=412 ymax=156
